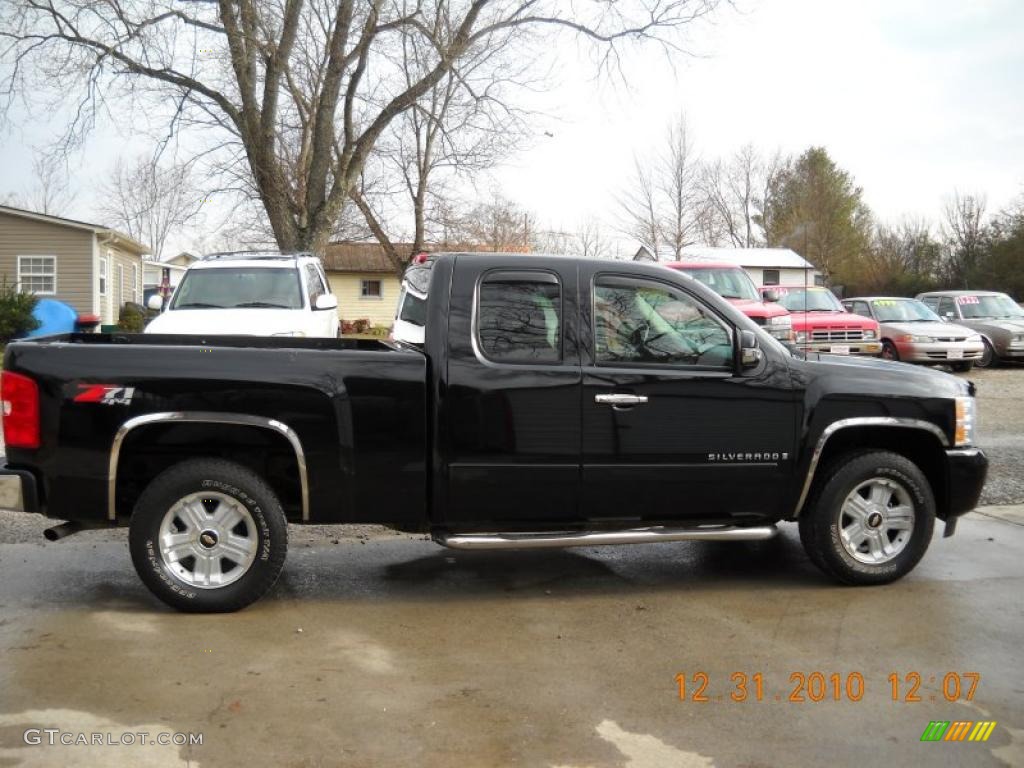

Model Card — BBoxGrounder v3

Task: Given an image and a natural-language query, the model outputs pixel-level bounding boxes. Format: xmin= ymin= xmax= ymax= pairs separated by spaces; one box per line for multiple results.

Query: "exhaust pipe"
xmin=434 ymin=524 xmax=778 ymax=551
xmin=43 ymin=521 xmax=83 ymax=542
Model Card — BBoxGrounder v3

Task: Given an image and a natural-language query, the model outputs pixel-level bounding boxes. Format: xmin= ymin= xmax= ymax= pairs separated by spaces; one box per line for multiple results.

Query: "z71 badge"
xmin=73 ymin=384 xmax=136 ymax=405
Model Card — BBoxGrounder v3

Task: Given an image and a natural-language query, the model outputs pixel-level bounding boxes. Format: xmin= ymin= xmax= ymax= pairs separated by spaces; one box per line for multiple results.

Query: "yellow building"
xmin=322 ymin=242 xmax=410 ymax=330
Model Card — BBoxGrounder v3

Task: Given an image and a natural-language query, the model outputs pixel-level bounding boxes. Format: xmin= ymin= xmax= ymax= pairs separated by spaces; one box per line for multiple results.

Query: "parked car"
xmin=1 ymin=254 xmax=986 ymax=611
xmin=841 ymin=296 xmax=983 ymax=372
xmin=660 ymin=261 xmax=793 ymax=342
xmin=916 ymin=290 xmax=1024 ymax=368
xmin=762 ymin=286 xmax=882 ymax=356
xmin=145 ymin=252 xmax=340 ymax=338
xmin=392 ymin=253 xmax=432 ymax=345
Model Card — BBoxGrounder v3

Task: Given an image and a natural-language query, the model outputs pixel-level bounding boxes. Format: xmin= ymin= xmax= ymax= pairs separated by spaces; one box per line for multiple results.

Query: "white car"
xmin=392 ymin=254 xmax=433 ymax=345
xmin=146 ymin=252 xmax=340 ymax=338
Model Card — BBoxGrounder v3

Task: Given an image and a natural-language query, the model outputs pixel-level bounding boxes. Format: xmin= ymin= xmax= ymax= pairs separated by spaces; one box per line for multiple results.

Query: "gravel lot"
xmin=1 ymin=363 xmax=1021 ymax=543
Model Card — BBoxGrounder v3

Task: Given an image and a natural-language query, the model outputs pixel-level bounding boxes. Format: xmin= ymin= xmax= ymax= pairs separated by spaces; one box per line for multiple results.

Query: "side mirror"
xmin=147 ymin=294 xmax=164 ymax=312
xmin=314 ymin=294 xmax=339 ymax=311
xmin=762 ymin=289 xmax=780 ymax=303
xmin=739 ymin=329 xmax=763 ymax=369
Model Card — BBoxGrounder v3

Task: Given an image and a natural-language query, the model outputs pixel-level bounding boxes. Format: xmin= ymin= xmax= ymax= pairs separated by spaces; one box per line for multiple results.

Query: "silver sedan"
xmin=842 ymin=297 xmax=984 ymax=371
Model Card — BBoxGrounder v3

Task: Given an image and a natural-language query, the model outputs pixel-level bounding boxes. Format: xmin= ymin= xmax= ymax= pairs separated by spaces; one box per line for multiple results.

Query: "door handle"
xmin=595 ymin=393 xmax=649 ymax=406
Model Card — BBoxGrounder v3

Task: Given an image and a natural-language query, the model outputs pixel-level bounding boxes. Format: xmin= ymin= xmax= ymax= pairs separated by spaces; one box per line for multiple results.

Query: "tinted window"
xmin=594 ymin=277 xmax=732 ymax=367
xmin=478 ymin=274 xmax=561 ymax=363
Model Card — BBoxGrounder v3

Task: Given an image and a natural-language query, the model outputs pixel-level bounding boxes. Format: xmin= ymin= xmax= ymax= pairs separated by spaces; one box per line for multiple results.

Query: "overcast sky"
xmin=2 ymin=0 xmax=1022 ymax=258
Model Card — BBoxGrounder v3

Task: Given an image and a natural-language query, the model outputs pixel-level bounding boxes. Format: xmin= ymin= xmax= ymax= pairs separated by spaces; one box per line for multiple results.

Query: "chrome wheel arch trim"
xmin=108 ymin=411 xmax=310 ymax=522
xmin=792 ymin=417 xmax=949 ymax=519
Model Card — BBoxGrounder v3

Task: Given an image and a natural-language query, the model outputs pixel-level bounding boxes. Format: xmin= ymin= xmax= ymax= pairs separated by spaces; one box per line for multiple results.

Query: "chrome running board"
xmin=434 ymin=525 xmax=777 ymax=550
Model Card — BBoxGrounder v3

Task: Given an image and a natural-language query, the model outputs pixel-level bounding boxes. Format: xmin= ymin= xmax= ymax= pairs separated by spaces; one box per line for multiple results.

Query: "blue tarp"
xmin=26 ymin=298 xmax=79 ymax=337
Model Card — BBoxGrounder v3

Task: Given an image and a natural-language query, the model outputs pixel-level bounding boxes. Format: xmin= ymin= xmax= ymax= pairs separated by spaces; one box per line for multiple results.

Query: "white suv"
xmin=146 ymin=252 xmax=340 ymax=338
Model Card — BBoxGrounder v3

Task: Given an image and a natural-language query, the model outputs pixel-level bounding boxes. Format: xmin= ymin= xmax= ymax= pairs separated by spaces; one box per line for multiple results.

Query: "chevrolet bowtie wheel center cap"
xmin=199 ymin=530 xmax=219 ymax=549
xmin=867 ymin=512 xmax=884 ymax=529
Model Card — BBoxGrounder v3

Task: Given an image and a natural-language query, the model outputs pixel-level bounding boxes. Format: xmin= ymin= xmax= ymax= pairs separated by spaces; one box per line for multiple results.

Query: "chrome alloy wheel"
xmin=157 ymin=492 xmax=259 ymax=589
xmin=838 ymin=478 xmax=915 ymax=565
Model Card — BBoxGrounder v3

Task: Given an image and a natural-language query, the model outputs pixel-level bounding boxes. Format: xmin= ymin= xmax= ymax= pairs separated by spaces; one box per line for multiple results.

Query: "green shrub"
xmin=0 ymin=278 xmax=40 ymax=343
xmin=118 ymin=303 xmax=147 ymax=333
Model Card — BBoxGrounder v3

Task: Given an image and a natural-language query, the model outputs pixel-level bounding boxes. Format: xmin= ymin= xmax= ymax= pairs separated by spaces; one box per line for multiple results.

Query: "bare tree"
xmin=618 ymin=156 xmax=662 ymax=253
xmin=701 ymin=144 xmax=760 ymax=247
xmin=657 ymin=115 xmax=700 ymax=258
xmin=574 ymin=219 xmax=612 ymax=259
xmin=9 ymin=151 xmax=78 ymax=216
xmin=619 ymin=114 xmax=701 ymax=259
xmin=941 ymin=192 xmax=987 ymax=287
xmin=436 ymin=193 xmax=535 ymax=251
xmin=2 ymin=0 xmax=725 ymax=271
xmin=96 ymin=158 xmax=205 ymax=260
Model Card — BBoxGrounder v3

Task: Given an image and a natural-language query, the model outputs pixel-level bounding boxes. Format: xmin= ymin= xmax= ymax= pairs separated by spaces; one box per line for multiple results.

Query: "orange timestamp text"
xmin=674 ymin=671 xmax=981 ymax=703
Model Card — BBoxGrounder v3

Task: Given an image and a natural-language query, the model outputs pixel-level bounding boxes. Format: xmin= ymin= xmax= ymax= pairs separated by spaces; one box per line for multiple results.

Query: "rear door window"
xmin=477 ymin=272 xmax=562 ymax=364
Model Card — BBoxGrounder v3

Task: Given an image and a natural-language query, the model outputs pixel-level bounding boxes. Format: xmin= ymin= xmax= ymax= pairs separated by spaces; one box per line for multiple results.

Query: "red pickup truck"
xmin=761 ymin=286 xmax=882 ymax=356
xmin=662 ymin=261 xmax=793 ymax=342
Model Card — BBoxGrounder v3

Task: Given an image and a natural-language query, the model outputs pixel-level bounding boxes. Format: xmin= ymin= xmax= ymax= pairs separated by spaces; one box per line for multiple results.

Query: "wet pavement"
xmin=1 ymin=512 xmax=1023 ymax=767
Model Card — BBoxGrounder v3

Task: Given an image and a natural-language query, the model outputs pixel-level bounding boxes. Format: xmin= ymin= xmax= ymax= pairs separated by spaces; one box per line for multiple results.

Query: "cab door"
xmin=580 ymin=268 xmax=798 ymax=524
xmin=441 ymin=261 xmax=582 ymax=528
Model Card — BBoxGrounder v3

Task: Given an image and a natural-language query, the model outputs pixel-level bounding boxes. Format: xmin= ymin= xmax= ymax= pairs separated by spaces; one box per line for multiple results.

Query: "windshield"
xmin=871 ymin=299 xmax=941 ymax=323
xmin=680 ymin=267 xmax=760 ymax=301
xmin=776 ymin=287 xmax=843 ymax=312
xmin=171 ymin=267 xmax=303 ymax=310
xmin=956 ymin=294 xmax=1024 ymax=319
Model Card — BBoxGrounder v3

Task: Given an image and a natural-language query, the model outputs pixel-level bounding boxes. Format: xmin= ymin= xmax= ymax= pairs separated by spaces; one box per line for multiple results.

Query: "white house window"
xmin=360 ymin=279 xmax=382 ymax=299
xmin=762 ymin=269 xmax=780 ymax=286
xmin=99 ymin=256 xmax=108 ymax=295
xmin=18 ymin=255 xmax=57 ymax=295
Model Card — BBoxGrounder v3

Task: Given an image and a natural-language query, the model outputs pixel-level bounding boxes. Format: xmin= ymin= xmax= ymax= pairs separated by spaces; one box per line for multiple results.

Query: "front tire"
xmin=129 ymin=459 xmax=288 ymax=612
xmin=951 ymin=361 xmax=974 ymax=373
xmin=880 ymin=341 xmax=900 ymax=361
xmin=977 ymin=339 xmax=998 ymax=368
xmin=799 ymin=451 xmax=935 ymax=585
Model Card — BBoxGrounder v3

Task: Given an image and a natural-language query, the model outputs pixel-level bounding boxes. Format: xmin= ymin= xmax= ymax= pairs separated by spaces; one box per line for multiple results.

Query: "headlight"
xmin=862 ymin=329 xmax=876 ymax=340
xmin=1012 ymin=335 xmax=1024 ymax=345
xmin=769 ymin=315 xmax=792 ymax=327
xmin=954 ymin=396 xmax=976 ymax=447
xmin=795 ymin=331 xmax=807 ymax=343
xmin=898 ymin=334 xmax=934 ymax=343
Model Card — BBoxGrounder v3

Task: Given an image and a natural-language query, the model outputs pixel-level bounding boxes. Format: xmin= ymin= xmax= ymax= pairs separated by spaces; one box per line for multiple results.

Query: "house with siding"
xmin=0 ymin=205 xmax=150 ymax=325
xmin=321 ymin=242 xmax=411 ymax=329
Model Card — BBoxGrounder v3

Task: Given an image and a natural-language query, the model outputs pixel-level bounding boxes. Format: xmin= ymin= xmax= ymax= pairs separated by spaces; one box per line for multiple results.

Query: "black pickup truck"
xmin=1 ymin=254 xmax=987 ymax=612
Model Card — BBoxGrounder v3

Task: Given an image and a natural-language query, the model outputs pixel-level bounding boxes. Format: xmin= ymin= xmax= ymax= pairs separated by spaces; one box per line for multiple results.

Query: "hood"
xmin=788 ymin=310 xmax=877 ymax=329
xmin=961 ymin=318 xmax=1024 ymax=334
xmin=798 ymin=352 xmax=970 ymax=398
xmin=145 ymin=308 xmax=307 ymax=336
xmin=727 ymin=297 xmax=788 ymax=319
xmin=880 ymin=321 xmax=974 ymax=338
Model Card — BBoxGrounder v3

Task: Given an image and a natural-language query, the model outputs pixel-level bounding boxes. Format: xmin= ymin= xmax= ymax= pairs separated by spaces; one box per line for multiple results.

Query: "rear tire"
xmin=129 ymin=459 xmax=287 ymax=612
xmin=951 ymin=361 xmax=974 ymax=373
xmin=798 ymin=451 xmax=935 ymax=585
